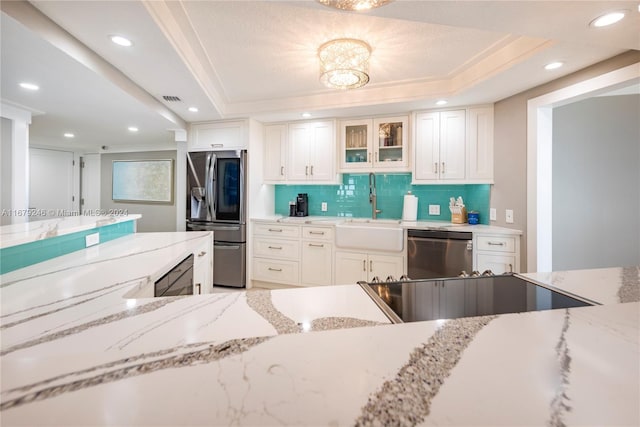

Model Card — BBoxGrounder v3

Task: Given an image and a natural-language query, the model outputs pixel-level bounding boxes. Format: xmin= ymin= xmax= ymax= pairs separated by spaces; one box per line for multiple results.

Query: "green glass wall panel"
xmin=0 ymin=220 xmax=135 ymax=274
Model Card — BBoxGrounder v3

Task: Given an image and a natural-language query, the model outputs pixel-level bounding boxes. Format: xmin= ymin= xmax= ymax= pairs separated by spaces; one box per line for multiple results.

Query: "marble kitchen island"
xmin=0 ymin=229 xmax=638 ymax=426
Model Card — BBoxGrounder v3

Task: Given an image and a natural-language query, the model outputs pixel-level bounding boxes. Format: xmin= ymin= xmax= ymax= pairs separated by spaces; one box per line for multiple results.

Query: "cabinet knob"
xmin=197 ymin=251 xmax=206 ymax=257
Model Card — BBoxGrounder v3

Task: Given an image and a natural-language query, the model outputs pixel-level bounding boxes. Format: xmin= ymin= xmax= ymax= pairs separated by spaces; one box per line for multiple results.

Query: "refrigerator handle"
xmin=204 ymin=153 xmax=214 ymax=221
xmin=211 ymin=153 xmax=217 ymax=220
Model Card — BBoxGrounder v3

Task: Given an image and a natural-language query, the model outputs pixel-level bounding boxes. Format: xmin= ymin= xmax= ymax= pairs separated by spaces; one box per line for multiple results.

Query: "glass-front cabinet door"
xmin=373 ymin=116 xmax=409 ymax=170
xmin=340 ymin=116 xmax=409 ymax=172
xmin=340 ymin=119 xmax=372 ymax=170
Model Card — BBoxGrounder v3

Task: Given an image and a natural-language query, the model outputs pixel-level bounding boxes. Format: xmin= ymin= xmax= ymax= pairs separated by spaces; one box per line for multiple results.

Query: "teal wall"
xmin=0 ymin=220 xmax=135 ymax=274
xmin=275 ymin=173 xmax=490 ymax=223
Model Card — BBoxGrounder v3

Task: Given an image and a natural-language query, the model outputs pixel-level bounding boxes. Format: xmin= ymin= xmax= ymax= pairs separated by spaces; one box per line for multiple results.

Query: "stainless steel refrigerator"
xmin=186 ymin=150 xmax=247 ymax=288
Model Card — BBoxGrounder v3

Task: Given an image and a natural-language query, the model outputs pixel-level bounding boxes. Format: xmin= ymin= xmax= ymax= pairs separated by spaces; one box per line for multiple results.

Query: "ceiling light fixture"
xmin=128 ymin=126 xmax=139 ymax=132
xmin=317 ymin=0 xmax=393 ymax=11
xmin=19 ymin=82 xmax=39 ymax=91
xmin=544 ymin=61 xmax=564 ymax=70
xmin=318 ymin=38 xmax=371 ymax=90
xmin=188 ymin=107 xmax=199 ymax=112
xmin=436 ymin=100 xmax=448 ymax=106
xmin=63 ymin=133 xmax=75 ymax=138
xmin=590 ymin=11 xmax=626 ymax=27
xmin=110 ymin=35 xmax=133 ymax=47
xmin=302 ymin=112 xmax=312 ymax=118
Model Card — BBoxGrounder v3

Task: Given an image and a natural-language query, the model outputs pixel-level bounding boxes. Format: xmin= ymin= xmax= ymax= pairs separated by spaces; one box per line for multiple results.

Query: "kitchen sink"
xmin=335 ymin=220 xmax=403 ymax=252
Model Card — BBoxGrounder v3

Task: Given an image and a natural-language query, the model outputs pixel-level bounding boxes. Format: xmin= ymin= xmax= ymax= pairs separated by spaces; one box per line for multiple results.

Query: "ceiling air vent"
xmin=162 ymin=95 xmax=181 ymax=102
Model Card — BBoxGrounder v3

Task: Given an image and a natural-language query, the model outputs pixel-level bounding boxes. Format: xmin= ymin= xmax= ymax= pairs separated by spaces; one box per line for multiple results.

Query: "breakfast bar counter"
xmin=0 ymin=230 xmax=638 ymax=426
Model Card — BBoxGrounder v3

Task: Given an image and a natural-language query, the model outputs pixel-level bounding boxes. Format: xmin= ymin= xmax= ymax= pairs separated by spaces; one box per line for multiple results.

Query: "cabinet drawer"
xmin=302 ymin=226 xmax=334 ymax=241
xmin=477 ymin=253 xmax=516 ymax=274
xmin=254 ymin=237 xmax=299 ymax=259
xmin=476 ymin=235 xmax=516 ymax=253
xmin=253 ymin=223 xmax=300 ymax=238
xmin=253 ymin=258 xmax=299 ymax=285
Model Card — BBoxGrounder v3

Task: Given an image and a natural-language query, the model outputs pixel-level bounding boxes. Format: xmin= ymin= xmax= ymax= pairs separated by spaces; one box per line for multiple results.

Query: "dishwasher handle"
xmin=407 ymin=229 xmax=473 ymax=240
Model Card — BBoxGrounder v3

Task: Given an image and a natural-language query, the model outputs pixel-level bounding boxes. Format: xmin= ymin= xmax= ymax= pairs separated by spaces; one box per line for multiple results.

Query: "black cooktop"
xmin=360 ymin=274 xmax=593 ymax=323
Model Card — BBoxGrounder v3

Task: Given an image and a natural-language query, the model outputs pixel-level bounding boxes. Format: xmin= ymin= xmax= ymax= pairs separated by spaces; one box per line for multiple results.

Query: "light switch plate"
xmin=506 ymin=209 xmax=514 ymax=224
xmin=490 ymin=208 xmax=496 ymax=221
xmin=428 ymin=204 xmax=440 ymax=215
xmin=85 ymin=232 xmax=100 ymax=247
xmin=321 ymin=202 xmax=328 ymax=212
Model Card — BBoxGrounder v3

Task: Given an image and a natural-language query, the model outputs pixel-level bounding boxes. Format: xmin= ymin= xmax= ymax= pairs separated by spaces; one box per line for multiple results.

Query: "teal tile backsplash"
xmin=0 ymin=220 xmax=135 ymax=274
xmin=275 ymin=173 xmax=490 ymax=224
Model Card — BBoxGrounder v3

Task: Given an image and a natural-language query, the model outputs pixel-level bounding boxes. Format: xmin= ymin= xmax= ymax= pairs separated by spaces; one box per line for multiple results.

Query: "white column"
xmin=1 ymin=103 xmax=32 ymax=224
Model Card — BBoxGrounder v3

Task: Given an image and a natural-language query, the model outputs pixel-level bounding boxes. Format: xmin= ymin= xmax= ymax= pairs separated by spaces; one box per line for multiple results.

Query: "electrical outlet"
xmin=428 ymin=204 xmax=440 ymax=215
xmin=490 ymin=208 xmax=497 ymax=221
xmin=85 ymin=232 xmax=100 ymax=247
xmin=506 ymin=209 xmax=514 ymax=224
xmin=321 ymin=202 xmax=328 ymax=212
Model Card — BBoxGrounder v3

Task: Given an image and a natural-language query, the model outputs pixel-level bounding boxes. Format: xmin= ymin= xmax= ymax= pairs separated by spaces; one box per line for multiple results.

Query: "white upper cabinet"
xmin=263 ymin=124 xmax=287 ymax=182
xmin=340 ymin=116 xmax=409 ymax=172
xmin=413 ymin=107 xmax=493 ymax=184
xmin=414 ymin=110 xmax=465 ymax=182
xmin=466 ymin=107 xmax=494 ymax=182
xmin=287 ymin=120 xmax=337 ymax=183
xmin=189 ymin=120 xmax=248 ymax=151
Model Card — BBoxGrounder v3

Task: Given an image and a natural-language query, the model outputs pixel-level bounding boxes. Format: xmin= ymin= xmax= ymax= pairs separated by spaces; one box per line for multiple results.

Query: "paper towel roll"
xmin=402 ymin=193 xmax=418 ymax=221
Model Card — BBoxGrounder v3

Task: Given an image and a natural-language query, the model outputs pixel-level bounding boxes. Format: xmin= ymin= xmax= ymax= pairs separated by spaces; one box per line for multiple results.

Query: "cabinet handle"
xmin=434 ymin=162 xmax=438 ymax=174
xmin=308 ymin=243 xmax=324 ymax=248
xmin=196 ymin=283 xmax=202 ymax=294
xmin=268 ymin=228 xmax=283 ymax=232
xmin=369 ymin=260 xmax=373 ymax=272
xmin=268 ymin=245 xmax=282 ymax=250
xmin=268 ymin=267 xmax=283 ymax=272
xmin=309 ymin=231 xmax=325 ymax=235
xmin=310 ymin=165 xmax=314 ymax=175
xmin=375 ymin=152 xmax=378 ymax=162
xmin=197 ymin=251 xmax=206 ymax=257
xmin=488 ymin=242 xmax=505 ymax=246
xmin=508 ymin=263 xmax=513 ymax=273
xmin=368 ymin=152 xmax=371 ymax=163
xmin=442 ymin=162 xmax=446 ymax=174
xmin=280 ymin=166 xmax=284 ymax=176
xmin=305 ymin=166 xmax=309 ymax=176
xmin=211 ymin=143 xmax=224 ymax=148
xmin=363 ymin=260 xmax=366 ymax=272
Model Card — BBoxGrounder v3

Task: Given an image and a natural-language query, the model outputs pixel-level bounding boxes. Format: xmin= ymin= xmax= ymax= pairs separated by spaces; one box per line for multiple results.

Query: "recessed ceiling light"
xmin=590 ymin=11 xmax=626 ymax=27
xmin=19 ymin=82 xmax=39 ymax=91
xmin=188 ymin=107 xmax=199 ymax=113
xmin=110 ymin=35 xmax=133 ymax=47
xmin=63 ymin=133 xmax=75 ymax=138
xmin=128 ymin=126 xmax=139 ymax=132
xmin=544 ymin=61 xmax=564 ymax=70
xmin=436 ymin=100 xmax=447 ymax=106
xmin=301 ymin=112 xmax=312 ymax=118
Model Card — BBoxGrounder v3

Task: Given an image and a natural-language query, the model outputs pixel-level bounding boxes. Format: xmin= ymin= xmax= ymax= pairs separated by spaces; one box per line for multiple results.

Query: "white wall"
xmin=552 ymin=95 xmax=640 ymax=269
xmin=1 ymin=118 xmax=12 ymax=225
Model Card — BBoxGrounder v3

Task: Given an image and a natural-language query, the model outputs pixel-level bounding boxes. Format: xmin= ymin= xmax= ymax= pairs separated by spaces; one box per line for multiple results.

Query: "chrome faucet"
xmin=369 ymin=172 xmax=382 ymax=219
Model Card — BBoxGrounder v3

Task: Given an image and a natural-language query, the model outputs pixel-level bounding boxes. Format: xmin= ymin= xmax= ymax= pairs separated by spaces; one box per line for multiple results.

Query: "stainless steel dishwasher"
xmin=407 ymin=229 xmax=473 ymax=279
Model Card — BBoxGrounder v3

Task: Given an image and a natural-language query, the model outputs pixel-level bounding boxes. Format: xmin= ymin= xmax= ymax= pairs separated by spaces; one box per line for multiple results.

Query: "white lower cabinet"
xmin=251 ymin=221 xmax=334 ymax=287
xmin=334 ymin=251 xmax=404 ymax=284
xmin=193 ymin=235 xmax=213 ymax=294
xmin=474 ymin=234 xmax=520 ymax=274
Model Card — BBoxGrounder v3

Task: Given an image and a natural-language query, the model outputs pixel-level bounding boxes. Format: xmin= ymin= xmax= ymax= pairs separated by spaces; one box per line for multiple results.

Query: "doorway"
xmin=29 ymin=147 xmax=74 ymax=219
xmin=527 ymin=64 xmax=640 ymax=271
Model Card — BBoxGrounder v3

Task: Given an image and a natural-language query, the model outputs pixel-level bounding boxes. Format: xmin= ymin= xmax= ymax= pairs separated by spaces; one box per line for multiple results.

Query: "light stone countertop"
xmin=251 ymin=215 xmax=522 ymax=235
xmin=0 ymin=230 xmax=637 ymax=426
xmin=0 ymin=214 xmax=142 ymax=249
